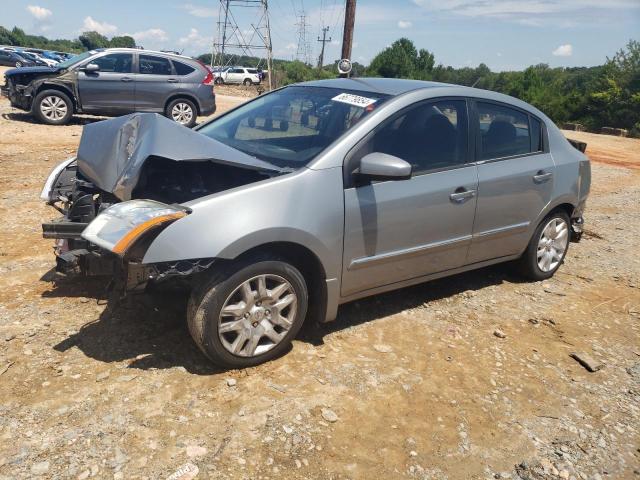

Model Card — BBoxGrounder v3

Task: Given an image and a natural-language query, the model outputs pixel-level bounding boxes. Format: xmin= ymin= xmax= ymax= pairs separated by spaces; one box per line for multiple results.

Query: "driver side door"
xmin=77 ymin=53 xmax=135 ymax=113
xmin=341 ymin=98 xmax=478 ymax=297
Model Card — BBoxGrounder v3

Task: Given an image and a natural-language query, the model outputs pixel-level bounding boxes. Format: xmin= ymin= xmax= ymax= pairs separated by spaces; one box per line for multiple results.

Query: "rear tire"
xmin=519 ymin=210 xmax=571 ymax=280
xmin=214 ymin=77 xmax=223 ymax=85
xmin=243 ymin=78 xmax=252 ymax=86
xmin=187 ymin=255 xmax=308 ymax=368
xmin=165 ymin=98 xmax=197 ymax=128
xmin=33 ymin=89 xmax=73 ymax=125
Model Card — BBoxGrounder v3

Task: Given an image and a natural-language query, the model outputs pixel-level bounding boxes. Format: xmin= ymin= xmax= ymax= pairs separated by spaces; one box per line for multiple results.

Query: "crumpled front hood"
xmin=4 ymin=66 xmax=62 ymax=79
xmin=76 ymin=113 xmax=284 ymax=201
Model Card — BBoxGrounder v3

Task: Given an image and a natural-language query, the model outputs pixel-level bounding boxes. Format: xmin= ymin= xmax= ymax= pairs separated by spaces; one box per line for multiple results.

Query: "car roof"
xmin=96 ymin=48 xmax=197 ymax=62
xmin=298 ymin=77 xmax=455 ymax=96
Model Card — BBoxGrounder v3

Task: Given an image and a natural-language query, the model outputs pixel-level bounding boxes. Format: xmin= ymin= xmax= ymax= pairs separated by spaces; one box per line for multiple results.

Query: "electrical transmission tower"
xmin=317 ymin=26 xmax=331 ymax=68
xmin=211 ymin=0 xmax=274 ymax=89
xmin=295 ymin=12 xmax=311 ymax=64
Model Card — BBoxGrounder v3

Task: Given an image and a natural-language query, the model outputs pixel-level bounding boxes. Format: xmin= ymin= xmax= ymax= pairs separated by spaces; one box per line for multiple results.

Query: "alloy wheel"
xmin=218 ymin=274 xmax=298 ymax=357
xmin=536 ymin=217 xmax=569 ymax=272
xmin=40 ymin=96 xmax=68 ymax=121
xmin=171 ymin=102 xmax=194 ymax=125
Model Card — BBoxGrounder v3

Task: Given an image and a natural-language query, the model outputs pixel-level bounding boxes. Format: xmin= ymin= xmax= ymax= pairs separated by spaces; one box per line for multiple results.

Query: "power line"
xmin=294 ymin=11 xmax=311 ymax=64
xmin=211 ymin=0 xmax=275 ymax=89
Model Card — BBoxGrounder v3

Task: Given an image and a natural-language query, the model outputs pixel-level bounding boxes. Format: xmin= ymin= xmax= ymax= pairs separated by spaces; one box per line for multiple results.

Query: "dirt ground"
xmin=0 ymin=65 xmax=639 ymax=480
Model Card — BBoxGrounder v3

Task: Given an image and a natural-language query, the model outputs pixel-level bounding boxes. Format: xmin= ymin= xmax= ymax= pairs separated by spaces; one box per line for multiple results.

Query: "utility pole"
xmin=340 ymin=0 xmax=356 ymax=72
xmin=317 ymin=26 xmax=331 ymax=69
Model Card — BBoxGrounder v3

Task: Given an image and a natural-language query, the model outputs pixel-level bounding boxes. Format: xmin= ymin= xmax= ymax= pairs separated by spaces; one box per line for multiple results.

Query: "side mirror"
xmin=355 ymin=152 xmax=412 ymax=182
xmin=83 ymin=63 xmax=100 ymax=73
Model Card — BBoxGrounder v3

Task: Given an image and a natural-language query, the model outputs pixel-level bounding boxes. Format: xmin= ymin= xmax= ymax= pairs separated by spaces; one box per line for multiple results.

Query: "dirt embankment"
xmin=0 ymin=69 xmax=639 ymax=479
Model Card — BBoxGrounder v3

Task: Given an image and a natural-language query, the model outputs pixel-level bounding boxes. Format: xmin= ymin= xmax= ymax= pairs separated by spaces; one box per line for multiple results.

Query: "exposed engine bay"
xmin=41 ymin=113 xmax=282 ymax=285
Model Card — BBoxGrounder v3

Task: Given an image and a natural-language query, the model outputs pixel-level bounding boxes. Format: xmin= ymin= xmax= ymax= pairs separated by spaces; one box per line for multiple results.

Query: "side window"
xmin=352 ymin=99 xmax=468 ymax=176
xmin=91 ymin=54 xmax=132 ymax=73
xmin=530 ymin=116 xmax=543 ymax=152
xmin=139 ymin=55 xmax=172 ymax=75
xmin=477 ymin=102 xmax=532 ymax=160
xmin=173 ymin=61 xmax=195 ymax=76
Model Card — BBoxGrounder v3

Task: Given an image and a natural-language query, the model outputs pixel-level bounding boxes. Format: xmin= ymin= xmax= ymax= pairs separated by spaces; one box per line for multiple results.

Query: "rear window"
xmin=139 ymin=55 xmax=172 ymax=75
xmin=173 ymin=61 xmax=196 ymax=76
xmin=246 ymin=69 xmax=258 ymax=74
xmin=477 ymin=102 xmax=534 ymax=160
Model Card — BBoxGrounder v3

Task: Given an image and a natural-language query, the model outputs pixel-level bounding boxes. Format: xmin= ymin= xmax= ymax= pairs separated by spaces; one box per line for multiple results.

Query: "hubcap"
xmin=171 ymin=103 xmax=194 ymax=124
xmin=40 ymin=96 xmax=68 ymax=121
xmin=218 ymin=274 xmax=297 ymax=357
xmin=537 ymin=217 xmax=569 ymax=272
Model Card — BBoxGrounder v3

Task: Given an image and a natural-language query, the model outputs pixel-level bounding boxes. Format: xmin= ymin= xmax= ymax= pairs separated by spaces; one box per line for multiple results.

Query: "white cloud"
xmin=552 ymin=44 xmax=573 ymax=56
xmin=397 ymin=20 xmax=413 ymax=29
xmin=82 ymin=16 xmax=118 ymax=36
xmin=411 ymin=0 xmax=640 ymax=26
xmin=182 ymin=3 xmax=217 ymax=18
xmin=26 ymin=5 xmax=52 ymax=20
xmin=178 ymin=28 xmax=211 ymax=49
xmin=130 ymin=28 xmax=169 ymax=43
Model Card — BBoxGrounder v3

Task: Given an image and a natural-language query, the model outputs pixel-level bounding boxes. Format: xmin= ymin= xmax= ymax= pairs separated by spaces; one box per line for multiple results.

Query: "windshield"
xmin=57 ymin=51 xmax=95 ymax=69
xmin=198 ymin=86 xmax=389 ymax=169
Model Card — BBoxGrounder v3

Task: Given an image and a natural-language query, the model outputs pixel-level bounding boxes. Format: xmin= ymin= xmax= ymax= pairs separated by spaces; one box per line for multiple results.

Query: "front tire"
xmin=166 ymin=98 xmax=197 ymax=128
xmin=519 ymin=211 xmax=570 ymax=280
xmin=15 ymin=61 xmax=23 ymax=68
xmin=187 ymin=257 xmax=308 ymax=368
xmin=33 ymin=90 xmax=73 ymax=125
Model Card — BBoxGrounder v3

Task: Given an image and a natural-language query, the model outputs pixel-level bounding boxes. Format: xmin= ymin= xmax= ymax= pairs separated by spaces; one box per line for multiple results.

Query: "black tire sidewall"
xmin=522 ymin=211 xmax=571 ymax=280
xmin=191 ymin=260 xmax=308 ymax=368
xmin=243 ymin=78 xmax=251 ymax=86
xmin=165 ymin=98 xmax=197 ymax=128
xmin=33 ymin=90 xmax=73 ymax=125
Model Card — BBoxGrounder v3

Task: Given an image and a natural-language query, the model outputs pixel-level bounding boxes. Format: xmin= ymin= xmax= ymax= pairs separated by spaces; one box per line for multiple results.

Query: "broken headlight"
xmin=81 ymin=200 xmax=188 ymax=255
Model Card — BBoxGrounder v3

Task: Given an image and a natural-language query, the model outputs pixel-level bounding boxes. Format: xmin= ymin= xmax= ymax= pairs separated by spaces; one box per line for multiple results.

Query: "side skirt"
xmin=337 ymin=253 xmax=522 ymax=306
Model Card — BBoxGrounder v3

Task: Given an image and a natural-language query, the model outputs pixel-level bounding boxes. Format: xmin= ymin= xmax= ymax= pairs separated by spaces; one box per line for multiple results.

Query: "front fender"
xmin=141 ymin=167 xmax=345 ymax=280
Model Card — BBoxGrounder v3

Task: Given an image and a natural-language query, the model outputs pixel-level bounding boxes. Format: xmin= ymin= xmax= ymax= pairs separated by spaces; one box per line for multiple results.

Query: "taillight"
xmin=202 ymin=71 xmax=214 ymax=86
xmin=197 ymin=60 xmax=215 ymax=86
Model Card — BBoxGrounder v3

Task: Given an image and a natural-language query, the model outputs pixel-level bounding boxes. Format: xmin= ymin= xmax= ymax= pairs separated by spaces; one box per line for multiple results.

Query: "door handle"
xmin=533 ymin=171 xmax=553 ymax=183
xmin=167 ymin=78 xmax=179 ymax=83
xmin=449 ymin=188 xmax=476 ymax=203
xmin=120 ymin=77 xmax=133 ymax=82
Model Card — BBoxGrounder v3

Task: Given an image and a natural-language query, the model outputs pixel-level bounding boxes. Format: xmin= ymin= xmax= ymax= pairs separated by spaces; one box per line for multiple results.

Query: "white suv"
xmin=218 ymin=67 xmax=261 ymax=86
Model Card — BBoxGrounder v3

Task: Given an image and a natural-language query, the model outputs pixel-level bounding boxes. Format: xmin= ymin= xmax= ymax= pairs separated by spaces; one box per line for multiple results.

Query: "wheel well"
xmin=165 ymin=95 xmax=200 ymax=115
xmin=37 ymin=84 xmax=76 ymax=110
xmin=550 ymin=203 xmax=575 ymax=219
xmin=233 ymin=242 xmax=328 ymax=325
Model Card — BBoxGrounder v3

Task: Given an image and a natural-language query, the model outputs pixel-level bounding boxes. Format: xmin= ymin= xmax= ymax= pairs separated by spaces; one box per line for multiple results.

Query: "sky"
xmin=3 ymin=0 xmax=640 ymax=71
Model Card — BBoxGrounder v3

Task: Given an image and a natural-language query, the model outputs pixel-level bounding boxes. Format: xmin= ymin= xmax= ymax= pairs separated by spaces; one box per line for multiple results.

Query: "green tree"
xmin=368 ymin=38 xmax=417 ymax=78
xmin=79 ymin=31 xmax=109 ymax=50
xmin=109 ymin=35 xmax=136 ymax=48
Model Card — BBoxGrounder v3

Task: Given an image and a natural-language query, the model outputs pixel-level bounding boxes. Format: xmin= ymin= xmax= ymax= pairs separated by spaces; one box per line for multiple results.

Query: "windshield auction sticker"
xmin=331 ymin=93 xmax=378 ymax=108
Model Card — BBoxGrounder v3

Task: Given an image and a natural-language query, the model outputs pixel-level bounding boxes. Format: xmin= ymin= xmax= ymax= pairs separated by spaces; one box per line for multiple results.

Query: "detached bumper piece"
xmin=56 ymin=248 xmax=117 ymax=276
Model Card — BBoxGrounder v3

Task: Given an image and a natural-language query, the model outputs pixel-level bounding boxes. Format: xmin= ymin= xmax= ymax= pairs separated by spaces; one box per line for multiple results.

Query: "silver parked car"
xmin=41 ymin=78 xmax=590 ymax=367
xmin=2 ymin=48 xmax=215 ymax=127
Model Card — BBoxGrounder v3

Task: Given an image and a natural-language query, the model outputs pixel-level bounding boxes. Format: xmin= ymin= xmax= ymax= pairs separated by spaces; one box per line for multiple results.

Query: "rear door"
xmin=467 ymin=100 xmax=554 ymax=263
xmin=341 ymin=98 xmax=478 ymax=297
xmin=134 ymin=54 xmax=179 ymax=112
xmin=77 ymin=53 xmax=135 ymax=113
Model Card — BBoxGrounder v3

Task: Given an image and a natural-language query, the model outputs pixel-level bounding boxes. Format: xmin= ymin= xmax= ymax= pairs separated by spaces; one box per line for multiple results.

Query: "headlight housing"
xmin=82 ymin=200 xmax=188 ymax=255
